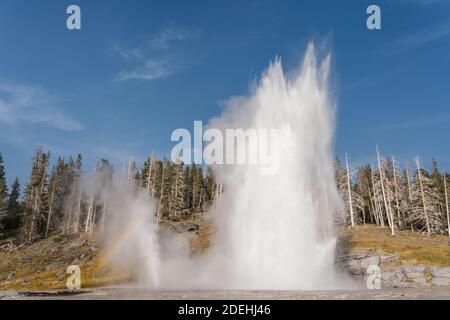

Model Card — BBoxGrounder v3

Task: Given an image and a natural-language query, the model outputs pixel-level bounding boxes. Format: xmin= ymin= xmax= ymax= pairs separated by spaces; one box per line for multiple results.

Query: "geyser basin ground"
xmin=1 ymin=218 xmax=449 ymax=295
xmin=3 ymin=287 xmax=450 ymax=300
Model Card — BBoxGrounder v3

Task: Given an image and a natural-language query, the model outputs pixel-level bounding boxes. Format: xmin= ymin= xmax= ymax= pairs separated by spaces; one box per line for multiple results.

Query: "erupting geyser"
xmin=205 ymin=43 xmax=344 ymax=289
xmin=107 ymin=43 xmax=347 ymax=290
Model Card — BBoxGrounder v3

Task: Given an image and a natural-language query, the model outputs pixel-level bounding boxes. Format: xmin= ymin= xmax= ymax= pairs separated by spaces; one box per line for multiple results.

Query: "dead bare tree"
xmin=345 ymin=153 xmax=355 ymax=227
xmin=376 ymin=145 xmax=394 ymax=235
xmin=444 ymin=171 xmax=450 ymax=240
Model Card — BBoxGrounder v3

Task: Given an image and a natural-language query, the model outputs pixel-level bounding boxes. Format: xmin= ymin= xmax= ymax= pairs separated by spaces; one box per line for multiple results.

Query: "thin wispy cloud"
xmin=147 ymin=25 xmax=201 ymax=50
xmin=343 ymin=66 xmax=404 ymax=92
xmin=117 ymin=58 xmax=176 ymax=81
xmin=0 ymin=81 xmax=83 ymax=131
xmin=114 ymin=25 xmax=202 ymax=81
xmin=389 ymin=21 xmax=450 ymax=52
xmin=382 ymin=113 xmax=450 ymax=129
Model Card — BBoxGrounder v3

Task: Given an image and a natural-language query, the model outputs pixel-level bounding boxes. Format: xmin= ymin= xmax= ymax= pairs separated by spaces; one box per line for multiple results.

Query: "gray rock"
xmin=402 ymin=265 xmax=426 ymax=273
xmin=340 ymin=249 xmax=442 ymax=288
xmin=431 ymin=277 xmax=450 ymax=286
xmin=400 ymin=265 xmax=429 ymax=287
xmin=346 ymin=259 xmax=361 ymax=268
xmin=348 ymin=267 xmax=364 ymax=276
xmin=380 ymin=269 xmax=405 ymax=287
xmin=354 ymin=253 xmax=369 ymax=260
xmin=430 ymin=267 xmax=450 ymax=286
xmin=361 ymin=256 xmax=380 ymax=269
xmin=402 ymin=265 xmax=426 ymax=279
xmin=431 ymin=267 xmax=450 ymax=278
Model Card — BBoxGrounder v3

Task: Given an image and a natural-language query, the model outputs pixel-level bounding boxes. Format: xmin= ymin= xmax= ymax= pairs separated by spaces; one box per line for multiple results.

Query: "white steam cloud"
xmin=103 ymin=43 xmax=352 ymax=290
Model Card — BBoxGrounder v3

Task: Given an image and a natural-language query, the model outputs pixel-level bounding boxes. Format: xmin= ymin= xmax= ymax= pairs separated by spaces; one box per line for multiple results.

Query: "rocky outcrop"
xmin=337 ymin=249 xmax=450 ymax=288
xmin=430 ymin=267 xmax=450 ymax=286
xmin=402 ymin=265 xmax=428 ymax=287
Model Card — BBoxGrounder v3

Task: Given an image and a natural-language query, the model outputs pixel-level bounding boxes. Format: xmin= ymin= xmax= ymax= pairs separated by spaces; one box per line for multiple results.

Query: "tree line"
xmin=0 ymin=148 xmax=222 ymax=242
xmin=1 ymin=144 xmax=449 ymax=243
xmin=337 ymin=146 xmax=450 ymax=238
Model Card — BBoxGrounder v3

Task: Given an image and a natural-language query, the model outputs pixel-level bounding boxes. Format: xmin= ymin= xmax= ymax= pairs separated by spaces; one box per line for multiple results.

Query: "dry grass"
xmin=0 ymin=234 xmax=131 ymax=291
xmin=189 ymin=215 xmax=213 ymax=255
xmin=4 ymin=220 xmax=448 ymax=292
xmin=342 ymin=224 xmax=450 ymax=266
xmin=0 ymin=214 xmax=211 ymax=291
xmin=0 ymin=261 xmax=132 ymax=291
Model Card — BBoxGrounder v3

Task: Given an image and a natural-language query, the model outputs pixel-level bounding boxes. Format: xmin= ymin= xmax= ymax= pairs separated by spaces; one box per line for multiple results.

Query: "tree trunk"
xmin=366 ymin=180 xmax=376 ymax=224
xmin=45 ymin=191 xmax=55 ymax=237
xmin=416 ymin=157 xmax=431 ymax=237
xmin=157 ymin=166 xmax=165 ymax=223
xmin=371 ymin=165 xmax=384 ymax=227
xmin=345 ymin=153 xmax=355 ymax=228
xmin=392 ymin=156 xmax=402 ymax=228
xmin=444 ymin=171 xmax=450 ymax=240
xmin=146 ymin=155 xmax=154 ymax=195
xmin=376 ymin=145 xmax=394 ymax=235
xmin=405 ymin=165 xmax=413 ymax=202
xmin=73 ymin=178 xmax=82 ymax=234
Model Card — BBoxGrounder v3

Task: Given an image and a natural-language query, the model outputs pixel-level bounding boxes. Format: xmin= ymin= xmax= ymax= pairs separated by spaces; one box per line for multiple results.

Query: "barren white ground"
xmin=1 ymin=286 xmax=450 ymax=300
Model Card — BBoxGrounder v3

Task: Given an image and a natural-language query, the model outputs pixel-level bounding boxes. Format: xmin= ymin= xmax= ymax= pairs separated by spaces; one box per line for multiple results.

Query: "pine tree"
xmin=127 ymin=159 xmax=139 ymax=197
xmin=354 ymin=165 xmax=374 ymax=224
xmin=45 ymin=158 xmax=66 ymax=237
xmin=95 ymin=159 xmax=114 ymax=232
xmin=335 ymin=156 xmax=349 ymax=224
xmin=0 ymin=153 xmax=8 ymax=230
xmin=154 ymin=160 xmax=164 ymax=199
xmin=157 ymin=159 xmax=173 ymax=221
xmin=142 ymin=154 xmax=157 ymax=198
xmin=184 ymin=165 xmax=193 ymax=215
xmin=6 ymin=178 xmax=21 ymax=230
xmin=194 ymin=165 xmax=205 ymax=212
xmin=430 ymin=158 xmax=446 ymax=225
xmin=71 ymin=154 xmax=83 ymax=234
xmin=169 ymin=158 xmax=186 ymax=220
xmin=189 ymin=163 xmax=198 ymax=213
xmin=61 ymin=154 xmax=84 ymax=235
xmin=21 ymin=148 xmax=50 ymax=241
xmin=409 ymin=157 xmax=443 ymax=236
xmin=62 ymin=156 xmax=76 ymax=234
xmin=205 ymin=167 xmax=217 ymax=207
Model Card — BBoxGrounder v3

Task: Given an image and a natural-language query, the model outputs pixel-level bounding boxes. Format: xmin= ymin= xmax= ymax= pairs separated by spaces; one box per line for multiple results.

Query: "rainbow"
xmin=99 ymin=218 xmax=146 ymax=267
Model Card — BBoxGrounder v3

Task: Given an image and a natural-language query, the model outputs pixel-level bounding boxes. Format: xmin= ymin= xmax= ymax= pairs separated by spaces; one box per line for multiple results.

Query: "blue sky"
xmin=0 ymin=0 xmax=450 ymax=186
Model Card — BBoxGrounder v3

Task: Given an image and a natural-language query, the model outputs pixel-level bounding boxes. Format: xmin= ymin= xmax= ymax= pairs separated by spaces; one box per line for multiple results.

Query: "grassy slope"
xmin=0 ymin=214 xmax=212 ymax=291
xmin=0 ymin=233 xmax=134 ymax=291
xmin=1 ymin=221 xmax=449 ymax=291
xmin=341 ymin=224 xmax=450 ymax=266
